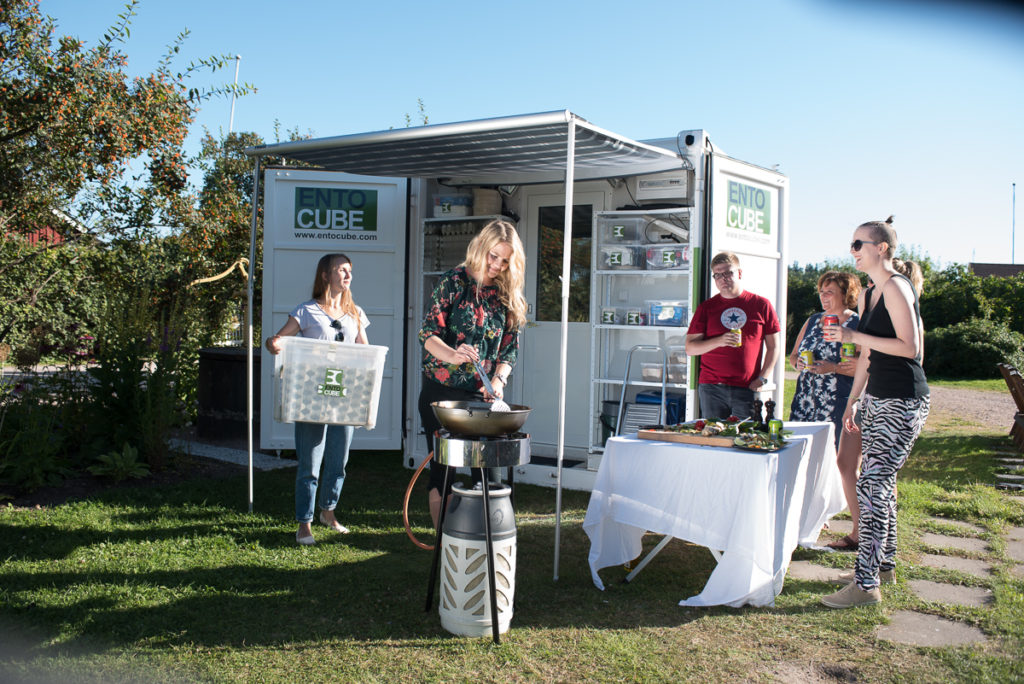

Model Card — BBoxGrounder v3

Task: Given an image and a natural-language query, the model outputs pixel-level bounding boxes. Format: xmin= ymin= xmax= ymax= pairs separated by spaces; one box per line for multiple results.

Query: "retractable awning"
xmin=244 ymin=110 xmax=683 ymax=184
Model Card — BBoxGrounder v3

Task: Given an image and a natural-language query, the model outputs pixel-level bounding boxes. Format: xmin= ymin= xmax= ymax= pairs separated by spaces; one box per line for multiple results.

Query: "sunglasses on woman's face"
xmin=330 ymin=319 xmax=344 ymax=342
xmin=850 ymin=239 xmax=880 ymax=251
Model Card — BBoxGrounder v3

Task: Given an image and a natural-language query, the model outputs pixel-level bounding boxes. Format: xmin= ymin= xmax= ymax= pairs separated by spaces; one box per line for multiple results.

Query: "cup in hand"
xmin=821 ymin=314 xmax=840 ymax=343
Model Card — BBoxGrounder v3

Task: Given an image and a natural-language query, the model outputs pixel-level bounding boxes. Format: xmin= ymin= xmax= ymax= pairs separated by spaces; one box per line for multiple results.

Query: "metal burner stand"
xmin=424 ymin=430 xmax=530 ymax=644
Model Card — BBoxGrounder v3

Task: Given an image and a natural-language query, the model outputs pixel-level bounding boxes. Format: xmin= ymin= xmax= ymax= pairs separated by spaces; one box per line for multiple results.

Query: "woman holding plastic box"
xmin=265 ymin=253 xmax=370 ymax=546
xmin=418 ymin=219 xmax=528 ymax=527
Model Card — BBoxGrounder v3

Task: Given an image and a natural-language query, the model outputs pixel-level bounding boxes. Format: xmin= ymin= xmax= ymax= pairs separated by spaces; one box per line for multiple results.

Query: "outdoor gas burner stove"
xmin=424 ymin=401 xmax=531 ymax=644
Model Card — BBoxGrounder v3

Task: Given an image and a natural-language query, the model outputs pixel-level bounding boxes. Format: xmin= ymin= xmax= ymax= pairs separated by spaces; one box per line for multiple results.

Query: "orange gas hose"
xmin=403 ymin=452 xmax=435 ymax=550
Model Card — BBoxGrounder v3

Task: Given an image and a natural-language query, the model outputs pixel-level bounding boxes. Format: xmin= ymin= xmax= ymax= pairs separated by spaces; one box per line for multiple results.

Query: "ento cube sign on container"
xmin=274 ymin=337 xmax=388 ymax=429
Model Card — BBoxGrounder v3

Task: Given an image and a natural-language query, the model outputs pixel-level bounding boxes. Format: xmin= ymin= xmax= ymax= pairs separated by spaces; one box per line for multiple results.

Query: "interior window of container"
xmin=536 ymin=205 xmax=592 ymax=322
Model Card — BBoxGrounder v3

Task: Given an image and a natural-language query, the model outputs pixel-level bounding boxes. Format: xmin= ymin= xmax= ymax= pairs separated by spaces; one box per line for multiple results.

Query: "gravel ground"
xmin=927 ymin=385 xmax=1017 ymax=431
xmin=784 ymin=368 xmax=1016 ymax=432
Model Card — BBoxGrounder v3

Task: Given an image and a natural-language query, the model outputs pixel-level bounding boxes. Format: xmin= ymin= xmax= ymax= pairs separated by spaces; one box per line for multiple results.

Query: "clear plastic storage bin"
xmin=624 ymin=307 xmax=646 ymax=326
xmin=433 ymin=194 xmax=472 ymax=218
xmin=597 ymin=217 xmax=645 ymax=243
xmin=641 ymin=363 xmax=686 ymax=384
xmin=645 ymin=245 xmax=690 ymax=270
xmin=599 ymin=306 xmax=625 ymax=325
xmin=668 ymin=345 xmax=687 ymax=364
xmin=600 ymin=245 xmax=644 ymax=270
xmin=274 ymin=337 xmax=388 ymax=429
xmin=646 ymin=300 xmax=687 ymax=327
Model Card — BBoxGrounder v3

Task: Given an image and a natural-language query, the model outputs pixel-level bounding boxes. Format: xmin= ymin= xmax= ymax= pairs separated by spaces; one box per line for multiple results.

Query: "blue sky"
xmin=41 ymin=0 xmax=1024 ymax=268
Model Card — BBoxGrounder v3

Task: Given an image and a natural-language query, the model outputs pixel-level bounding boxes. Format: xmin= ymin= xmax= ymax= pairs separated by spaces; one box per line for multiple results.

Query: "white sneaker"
xmin=821 ymin=581 xmax=882 ymax=609
xmin=319 ymin=510 xmax=350 ymax=534
xmin=296 ymin=530 xmax=316 ymax=546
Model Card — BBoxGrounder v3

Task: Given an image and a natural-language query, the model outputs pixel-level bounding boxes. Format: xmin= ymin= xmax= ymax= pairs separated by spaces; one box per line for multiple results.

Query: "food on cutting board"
xmin=658 ymin=417 xmax=752 ymax=437
xmin=733 ymin=432 xmax=787 ymax=450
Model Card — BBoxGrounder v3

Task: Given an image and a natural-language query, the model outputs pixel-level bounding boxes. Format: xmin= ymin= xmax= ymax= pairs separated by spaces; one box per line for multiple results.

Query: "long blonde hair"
xmin=463 ymin=220 xmax=527 ymax=330
xmin=893 ymin=258 xmax=924 ymax=293
xmin=311 ymin=253 xmax=359 ymax=320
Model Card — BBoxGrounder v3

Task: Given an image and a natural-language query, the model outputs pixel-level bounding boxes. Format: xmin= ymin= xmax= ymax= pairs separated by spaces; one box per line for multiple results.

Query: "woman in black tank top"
xmin=819 ymin=217 xmax=930 ymax=610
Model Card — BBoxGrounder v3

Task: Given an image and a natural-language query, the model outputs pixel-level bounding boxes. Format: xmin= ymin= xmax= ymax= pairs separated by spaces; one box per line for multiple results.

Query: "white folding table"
xmin=583 ymin=422 xmax=844 ymax=607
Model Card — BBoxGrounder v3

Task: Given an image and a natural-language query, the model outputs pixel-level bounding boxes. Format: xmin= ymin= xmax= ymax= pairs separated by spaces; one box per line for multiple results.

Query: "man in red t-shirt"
xmin=686 ymin=251 xmax=781 ymax=419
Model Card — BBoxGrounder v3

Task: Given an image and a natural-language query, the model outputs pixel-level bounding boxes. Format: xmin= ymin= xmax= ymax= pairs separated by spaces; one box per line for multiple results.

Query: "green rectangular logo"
xmin=317 ymin=368 xmax=347 ymax=397
xmin=726 ymin=181 xmax=771 ymax=235
xmin=294 ymin=187 xmax=378 ymax=231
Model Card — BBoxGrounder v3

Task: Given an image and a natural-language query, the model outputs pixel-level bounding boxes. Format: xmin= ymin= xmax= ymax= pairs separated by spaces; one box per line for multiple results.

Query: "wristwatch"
xmin=759 ymin=376 xmax=768 ymax=385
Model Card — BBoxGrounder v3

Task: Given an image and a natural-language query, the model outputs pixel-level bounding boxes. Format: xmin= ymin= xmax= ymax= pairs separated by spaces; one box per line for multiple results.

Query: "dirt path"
xmin=926 ymin=385 xmax=1016 ymax=431
xmin=784 ymin=368 xmax=1016 ymax=432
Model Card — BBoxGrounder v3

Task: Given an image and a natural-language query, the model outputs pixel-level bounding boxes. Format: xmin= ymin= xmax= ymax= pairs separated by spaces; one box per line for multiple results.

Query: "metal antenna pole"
xmin=1013 ymin=182 xmax=1017 ymax=264
xmin=229 ymin=55 xmax=241 ymax=133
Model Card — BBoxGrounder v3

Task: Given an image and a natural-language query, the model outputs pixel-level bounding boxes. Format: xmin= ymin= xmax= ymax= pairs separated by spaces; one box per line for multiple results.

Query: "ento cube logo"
xmin=317 ymin=368 xmax=347 ymax=397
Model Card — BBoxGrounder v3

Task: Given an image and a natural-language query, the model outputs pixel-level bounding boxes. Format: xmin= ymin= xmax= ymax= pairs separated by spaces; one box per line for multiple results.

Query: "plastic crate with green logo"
xmin=274 ymin=337 xmax=388 ymax=429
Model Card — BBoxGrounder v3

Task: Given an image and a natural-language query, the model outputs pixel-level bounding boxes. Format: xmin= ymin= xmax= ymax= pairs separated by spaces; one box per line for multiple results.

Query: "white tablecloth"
xmin=582 ymin=422 xmax=845 ymax=607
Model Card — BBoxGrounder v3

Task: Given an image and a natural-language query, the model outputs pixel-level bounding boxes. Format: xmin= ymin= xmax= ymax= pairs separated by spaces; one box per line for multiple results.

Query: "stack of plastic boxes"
xmin=274 ymin=337 xmax=388 ymax=429
xmin=597 ymin=215 xmax=690 ymax=271
xmin=424 ymin=221 xmax=480 ymax=272
xmin=597 ymin=214 xmax=689 ymax=330
xmin=598 ymin=216 xmax=646 ymax=271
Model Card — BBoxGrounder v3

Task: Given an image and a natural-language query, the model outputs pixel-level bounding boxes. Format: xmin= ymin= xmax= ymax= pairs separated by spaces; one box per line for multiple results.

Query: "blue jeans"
xmin=698 ymin=383 xmax=755 ymax=420
xmin=294 ymin=421 xmax=354 ymax=523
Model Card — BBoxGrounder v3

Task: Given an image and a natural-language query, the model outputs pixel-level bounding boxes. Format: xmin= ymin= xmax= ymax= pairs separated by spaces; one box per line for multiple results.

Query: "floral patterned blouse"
xmin=419 ymin=266 xmax=520 ymax=392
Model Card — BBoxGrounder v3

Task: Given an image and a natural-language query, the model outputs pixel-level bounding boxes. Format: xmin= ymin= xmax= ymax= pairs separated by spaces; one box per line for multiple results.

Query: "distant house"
xmin=969 ymin=263 xmax=1024 ymax=278
xmin=10 ymin=209 xmax=88 ymax=246
xmin=26 ymin=225 xmax=64 ymax=245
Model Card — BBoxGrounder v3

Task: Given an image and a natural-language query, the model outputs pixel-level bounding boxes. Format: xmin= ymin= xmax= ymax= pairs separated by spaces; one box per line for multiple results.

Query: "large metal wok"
xmin=431 ymin=400 xmax=531 ymax=437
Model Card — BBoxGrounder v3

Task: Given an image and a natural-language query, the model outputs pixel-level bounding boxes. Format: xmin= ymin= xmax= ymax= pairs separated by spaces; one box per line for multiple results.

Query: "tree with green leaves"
xmin=0 ymin=0 xmax=252 ymax=354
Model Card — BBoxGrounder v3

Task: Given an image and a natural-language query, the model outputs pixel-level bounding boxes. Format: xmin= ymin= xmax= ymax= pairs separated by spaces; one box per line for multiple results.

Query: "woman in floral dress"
xmin=788 ymin=271 xmax=861 ymax=445
xmin=417 ymin=219 xmax=528 ymax=526
xmin=789 ymin=271 xmax=862 ymax=550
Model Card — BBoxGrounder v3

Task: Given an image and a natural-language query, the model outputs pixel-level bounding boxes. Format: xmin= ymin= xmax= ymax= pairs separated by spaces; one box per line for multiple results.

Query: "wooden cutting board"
xmin=636 ymin=429 xmax=735 ymax=447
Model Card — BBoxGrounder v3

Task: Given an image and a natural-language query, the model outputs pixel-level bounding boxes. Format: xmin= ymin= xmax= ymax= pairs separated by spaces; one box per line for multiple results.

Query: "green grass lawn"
xmin=1 ymin=382 xmax=1022 ymax=682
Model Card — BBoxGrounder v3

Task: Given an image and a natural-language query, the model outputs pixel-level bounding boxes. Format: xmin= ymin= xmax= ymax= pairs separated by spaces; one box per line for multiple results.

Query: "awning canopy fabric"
xmin=243 ymin=110 xmax=684 ymax=184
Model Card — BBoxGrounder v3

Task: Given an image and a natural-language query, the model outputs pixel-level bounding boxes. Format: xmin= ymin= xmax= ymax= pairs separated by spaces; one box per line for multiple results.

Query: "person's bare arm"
xmin=265 ymin=318 xmax=301 ymax=354
xmin=685 ymin=330 xmax=739 ymax=356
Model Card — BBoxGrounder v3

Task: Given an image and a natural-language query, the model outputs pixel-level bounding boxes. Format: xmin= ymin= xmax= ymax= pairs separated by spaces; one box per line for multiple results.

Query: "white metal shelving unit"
xmin=418 ymin=214 xmax=509 ymax=317
xmin=588 ymin=208 xmax=700 ymax=470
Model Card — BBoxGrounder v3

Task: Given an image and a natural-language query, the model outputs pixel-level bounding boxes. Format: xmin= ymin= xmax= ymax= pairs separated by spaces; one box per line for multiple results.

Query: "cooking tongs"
xmin=473 ymin=359 xmax=511 ymax=412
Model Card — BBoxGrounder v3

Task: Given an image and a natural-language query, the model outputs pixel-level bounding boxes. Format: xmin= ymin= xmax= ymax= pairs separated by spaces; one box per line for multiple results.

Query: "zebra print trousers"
xmin=854 ymin=392 xmax=930 ymax=590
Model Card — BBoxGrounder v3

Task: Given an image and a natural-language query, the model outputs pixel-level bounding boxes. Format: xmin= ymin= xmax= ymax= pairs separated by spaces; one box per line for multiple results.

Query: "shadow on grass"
xmin=0 ymin=452 xmax=819 ymax=655
xmin=901 ymin=433 xmax=1007 ymax=487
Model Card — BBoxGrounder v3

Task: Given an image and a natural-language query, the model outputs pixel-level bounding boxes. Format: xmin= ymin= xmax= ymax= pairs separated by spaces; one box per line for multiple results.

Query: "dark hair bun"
xmin=885 ymin=215 xmax=894 ymax=224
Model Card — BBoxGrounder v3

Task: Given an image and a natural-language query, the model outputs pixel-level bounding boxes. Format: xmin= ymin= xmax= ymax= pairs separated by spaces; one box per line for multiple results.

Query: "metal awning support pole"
xmin=246 ymin=155 xmax=262 ymax=514
xmin=553 ymin=118 xmax=576 ymax=581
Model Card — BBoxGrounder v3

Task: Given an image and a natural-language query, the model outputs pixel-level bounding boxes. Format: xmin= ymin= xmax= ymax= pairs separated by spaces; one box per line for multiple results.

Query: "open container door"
xmin=260 ymin=169 xmax=408 ymax=451
xmin=707 ymin=153 xmax=790 ymax=402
